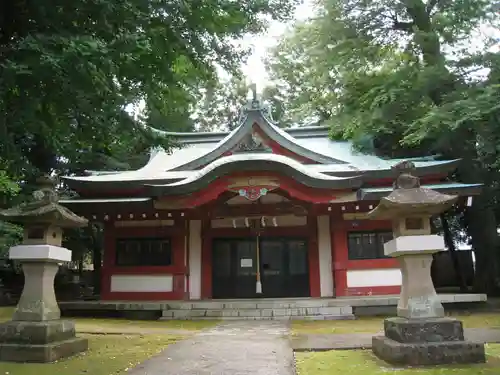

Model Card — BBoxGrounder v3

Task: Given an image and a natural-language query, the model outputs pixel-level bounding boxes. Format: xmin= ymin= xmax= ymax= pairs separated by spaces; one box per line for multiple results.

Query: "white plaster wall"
xmin=346 ymin=269 xmax=402 ymax=288
xmin=188 ymin=220 xmax=202 ymax=300
xmin=317 ymin=216 xmax=334 ymax=297
xmin=110 ymin=275 xmax=173 ymax=292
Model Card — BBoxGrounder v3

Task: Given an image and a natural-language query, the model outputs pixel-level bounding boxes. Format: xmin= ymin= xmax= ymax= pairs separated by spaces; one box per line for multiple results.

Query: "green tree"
xmin=192 ymin=76 xmax=250 ymax=131
xmin=188 ymin=78 xmax=290 ymax=131
xmin=268 ymin=0 xmax=500 ymax=293
xmin=1 ymin=0 xmax=299 ymax=179
xmin=0 ymin=0 xmax=299 ymax=291
xmin=0 ymin=168 xmax=20 ymax=257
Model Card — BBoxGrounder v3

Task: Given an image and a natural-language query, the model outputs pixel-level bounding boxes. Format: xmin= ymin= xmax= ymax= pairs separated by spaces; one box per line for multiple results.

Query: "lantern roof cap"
xmin=366 ymin=161 xmax=458 ymax=219
xmin=0 ymin=175 xmax=88 ymax=228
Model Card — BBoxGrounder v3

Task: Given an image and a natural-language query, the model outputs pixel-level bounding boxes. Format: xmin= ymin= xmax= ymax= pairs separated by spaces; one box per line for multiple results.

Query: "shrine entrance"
xmin=211 ymin=237 xmax=310 ymax=299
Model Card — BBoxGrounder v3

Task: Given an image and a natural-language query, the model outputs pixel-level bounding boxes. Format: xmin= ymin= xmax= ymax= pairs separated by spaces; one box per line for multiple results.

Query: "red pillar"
xmin=100 ymin=223 xmax=115 ymax=300
xmin=331 ymin=213 xmax=348 ymax=297
xmin=308 ymin=215 xmax=321 ymax=297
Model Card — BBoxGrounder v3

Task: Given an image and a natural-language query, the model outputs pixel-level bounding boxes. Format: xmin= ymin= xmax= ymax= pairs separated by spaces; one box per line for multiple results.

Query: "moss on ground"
xmin=295 ymin=344 xmax=500 ymax=375
xmin=0 ymin=333 xmax=179 ymax=375
xmin=0 ymin=306 xmax=218 ymax=374
xmin=74 ymin=317 xmax=219 ymax=332
xmin=0 ymin=307 xmax=14 ymax=322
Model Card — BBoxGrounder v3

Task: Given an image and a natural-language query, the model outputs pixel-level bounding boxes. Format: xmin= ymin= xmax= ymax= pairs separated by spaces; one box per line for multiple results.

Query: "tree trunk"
xmin=440 ymin=213 xmax=467 ymax=292
xmin=78 ymin=258 xmax=84 ymax=277
xmin=455 ymin=152 xmax=499 ymax=295
xmin=87 ymin=224 xmax=102 ymax=296
xmin=467 ymin=192 xmax=499 ymax=294
xmin=400 ymin=0 xmax=499 ymax=294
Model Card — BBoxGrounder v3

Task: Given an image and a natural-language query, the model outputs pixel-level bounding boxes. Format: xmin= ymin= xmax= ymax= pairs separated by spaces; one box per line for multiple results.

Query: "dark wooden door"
xmin=212 ymin=238 xmax=257 ymax=299
xmin=260 ymin=238 xmax=310 ymax=298
xmin=211 ymin=237 xmax=310 ymax=299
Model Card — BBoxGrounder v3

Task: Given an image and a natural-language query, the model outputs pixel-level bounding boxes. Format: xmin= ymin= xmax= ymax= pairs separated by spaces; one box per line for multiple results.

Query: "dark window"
xmin=115 ymin=237 xmax=172 ymax=266
xmin=347 ymin=231 xmax=393 ymax=260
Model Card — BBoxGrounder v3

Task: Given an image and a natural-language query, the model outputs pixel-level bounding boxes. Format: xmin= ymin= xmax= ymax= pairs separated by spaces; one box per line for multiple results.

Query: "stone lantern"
xmin=0 ymin=175 xmax=89 ymax=363
xmin=366 ymin=161 xmax=485 ymax=366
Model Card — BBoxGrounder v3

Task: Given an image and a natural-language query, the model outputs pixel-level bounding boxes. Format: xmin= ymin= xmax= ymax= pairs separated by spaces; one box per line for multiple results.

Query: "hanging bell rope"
xmin=256 ymin=232 xmax=262 ymax=294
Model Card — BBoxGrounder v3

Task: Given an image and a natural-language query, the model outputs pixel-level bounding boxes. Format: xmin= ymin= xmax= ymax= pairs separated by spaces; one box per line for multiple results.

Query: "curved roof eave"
xmin=170 ymin=110 xmax=347 ymax=171
xmin=144 ymin=154 xmax=362 ymax=196
xmin=61 ymin=174 xmax=186 ymax=191
xmin=323 ymin=159 xmax=461 ymax=178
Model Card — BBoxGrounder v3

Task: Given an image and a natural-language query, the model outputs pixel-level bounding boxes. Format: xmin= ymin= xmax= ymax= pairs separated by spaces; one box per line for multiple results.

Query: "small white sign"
xmin=240 ymin=258 xmax=253 ymax=268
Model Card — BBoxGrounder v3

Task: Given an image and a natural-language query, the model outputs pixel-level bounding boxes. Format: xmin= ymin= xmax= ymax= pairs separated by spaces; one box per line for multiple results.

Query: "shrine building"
xmin=61 ymin=99 xmax=482 ymax=302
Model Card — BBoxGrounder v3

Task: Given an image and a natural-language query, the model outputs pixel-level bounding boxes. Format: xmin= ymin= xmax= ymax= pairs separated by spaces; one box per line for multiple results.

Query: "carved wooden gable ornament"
xmin=227 ymin=177 xmax=279 ymax=201
xmin=232 ymin=131 xmax=272 ymax=153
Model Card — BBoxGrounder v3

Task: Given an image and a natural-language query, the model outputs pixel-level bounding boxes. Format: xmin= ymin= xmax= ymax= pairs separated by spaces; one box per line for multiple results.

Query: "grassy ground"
xmin=0 ymin=333 xmax=179 ymax=375
xmin=295 ymin=344 xmax=500 ymax=375
xmin=292 ymin=313 xmax=500 ymax=334
xmin=0 ymin=307 xmax=13 ymax=322
xmin=74 ymin=317 xmax=218 ymax=332
xmin=0 ymin=306 xmax=218 ymax=374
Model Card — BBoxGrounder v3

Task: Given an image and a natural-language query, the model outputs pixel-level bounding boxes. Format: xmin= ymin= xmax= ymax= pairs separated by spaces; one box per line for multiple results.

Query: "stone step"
xmin=161 ymin=315 xmax=354 ymax=321
xmin=161 ymin=305 xmax=354 ymax=320
xmin=161 ymin=299 xmax=353 ymax=311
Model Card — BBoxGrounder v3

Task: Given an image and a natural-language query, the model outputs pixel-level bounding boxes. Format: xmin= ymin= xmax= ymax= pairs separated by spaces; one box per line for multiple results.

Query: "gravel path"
xmin=126 ymin=320 xmax=295 ymax=375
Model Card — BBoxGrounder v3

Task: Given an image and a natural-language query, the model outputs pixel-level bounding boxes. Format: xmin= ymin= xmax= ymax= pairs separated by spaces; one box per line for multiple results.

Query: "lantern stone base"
xmin=0 ymin=320 xmax=88 ymax=363
xmin=372 ymin=317 xmax=485 ymax=366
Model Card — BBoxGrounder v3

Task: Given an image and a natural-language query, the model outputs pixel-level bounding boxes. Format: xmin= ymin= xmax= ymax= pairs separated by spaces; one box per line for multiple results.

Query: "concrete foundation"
xmin=372 ymin=317 xmax=485 ymax=365
xmin=0 ymin=320 xmax=88 ymax=363
xmin=372 ymin=335 xmax=485 ymax=366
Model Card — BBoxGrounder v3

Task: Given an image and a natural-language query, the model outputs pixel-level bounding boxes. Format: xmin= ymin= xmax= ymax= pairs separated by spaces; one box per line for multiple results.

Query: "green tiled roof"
xmin=361 ymin=183 xmax=483 ymax=193
xmin=358 ymin=183 xmax=483 ymax=200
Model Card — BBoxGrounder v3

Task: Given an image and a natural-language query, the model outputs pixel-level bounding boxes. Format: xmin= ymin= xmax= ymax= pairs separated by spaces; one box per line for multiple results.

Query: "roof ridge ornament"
xmin=242 ymin=83 xmax=272 ymax=118
xmin=250 ymin=83 xmax=257 ymax=102
xmin=244 ymin=83 xmax=263 ymax=111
